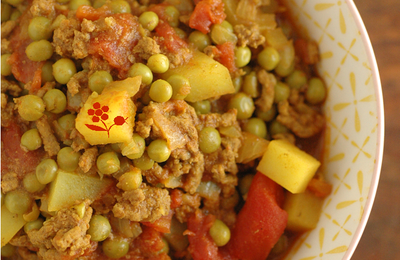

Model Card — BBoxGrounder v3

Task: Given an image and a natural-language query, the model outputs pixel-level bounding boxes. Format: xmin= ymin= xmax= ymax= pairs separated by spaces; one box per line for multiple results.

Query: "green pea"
xmin=167 ymin=74 xmax=190 ymax=100
xmin=199 ymin=127 xmax=221 ymax=154
xmin=210 ymin=23 xmax=237 ymax=45
xmin=269 ymin=119 xmax=289 ymax=136
xmin=242 ymin=71 xmax=259 ymax=98
xmin=23 ymin=172 xmax=46 ymax=193
xmin=4 ymin=189 xmax=32 ymax=214
xmin=191 ymin=100 xmax=211 ymax=115
xmin=188 ymin=31 xmax=211 ymax=52
xmin=209 ymin=219 xmax=230 ymax=247
xmin=149 ymin=79 xmax=173 ymax=103
xmin=140 ymin=90 xmax=151 ymax=105
xmin=25 ymin=40 xmax=54 ymax=62
xmin=57 ymin=147 xmax=80 ymax=172
xmin=1 ymin=243 xmax=15 ymax=258
xmin=93 ymin=0 xmax=106 ymax=8
xmin=51 ymin=14 xmax=67 ymax=30
xmin=57 ymin=114 xmax=76 ymax=135
xmin=41 ymin=61 xmax=55 ymax=83
xmin=126 ymin=134 xmax=145 ymax=160
xmin=147 ymin=139 xmax=171 ymax=163
xmin=43 ymin=89 xmax=67 ymax=114
xmin=174 ymin=27 xmax=186 ymax=39
xmin=24 ymin=218 xmax=44 ymax=233
xmin=109 ymin=0 xmax=131 ymax=13
xmin=239 ymin=174 xmax=254 ymax=198
xmin=21 ymin=128 xmax=42 ymax=151
xmin=257 ymin=46 xmax=280 ymax=71
xmin=102 ymin=236 xmax=130 ymax=259
xmin=97 ymin=151 xmax=120 ymax=175
xmin=16 ymin=95 xmax=45 ymax=121
xmin=286 ymin=69 xmax=307 ymax=89
xmin=164 ymin=5 xmax=180 ymax=27
xmin=275 ymin=60 xmax=294 ymax=77
xmin=10 ymin=9 xmax=21 ymax=21
xmin=36 ymin=158 xmax=58 ymax=184
xmin=274 ymin=82 xmax=290 ymax=103
xmin=128 ymin=63 xmax=153 ymax=86
xmin=228 ymin=92 xmax=255 ymax=120
xmin=244 ymin=118 xmax=268 ymax=139
xmin=52 ymin=58 xmax=77 ymax=84
xmin=232 ymin=76 xmax=243 ymax=93
xmin=234 ymin=46 xmax=251 ymax=68
xmin=256 ymin=105 xmax=277 ymax=122
xmin=1 ymin=3 xmax=12 ymax=22
xmin=133 ymin=152 xmax=154 ymax=170
xmin=306 ymin=77 xmax=326 ymax=105
xmin=147 ymin=54 xmax=169 ymax=74
xmin=5 ymin=0 xmax=23 ymax=6
xmin=118 ymin=169 xmax=142 ymax=191
xmin=88 ymin=70 xmax=113 ymax=94
xmin=69 ymin=0 xmax=91 ymax=11
xmin=219 ymin=20 xmax=234 ymax=33
xmin=1 ymin=54 xmax=12 ymax=76
xmin=138 ymin=11 xmax=159 ymax=31
xmin=28 ymin=16 xmax=52 ymax=41
xmin=88 ymin=215 xmax=111 ymax=242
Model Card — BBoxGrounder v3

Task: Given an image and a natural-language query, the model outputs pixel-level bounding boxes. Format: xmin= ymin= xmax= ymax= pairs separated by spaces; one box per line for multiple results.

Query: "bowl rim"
xmin=342 ymin=0 xmax=385 ymax=259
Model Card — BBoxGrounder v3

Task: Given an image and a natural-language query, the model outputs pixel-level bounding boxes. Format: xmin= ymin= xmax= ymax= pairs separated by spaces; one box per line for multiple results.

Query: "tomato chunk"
xmin=215 ymin=42 xmax=238 ymax=74
xmin=142 ymin=210 xmax=173 ymax=233
xmin=76 ymin=5 xmax=112 ymax=21
xmin=189 ymin=0 xmax=226 ymax=34
xmin=225 ymin=172 xmax=288 ymax=260
xmin=88 ymin=13 xmax=142 ymax=76
xmin=186 ymin=210 xmax=223 ymax=260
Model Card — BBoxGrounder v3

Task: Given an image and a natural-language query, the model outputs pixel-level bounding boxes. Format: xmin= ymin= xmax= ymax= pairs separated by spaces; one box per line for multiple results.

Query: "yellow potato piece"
xmin=256 ymin=139 xmax=320 ymax=194
xmin=48 ymin=170 xmax=114 ymax=212
xmin=161 ymin=51 xmax=235 ymax=102
xmin=1 ymin=205 xmax=27 ymax=247
xmin=283 ymin=190 xmax=324 ymax=232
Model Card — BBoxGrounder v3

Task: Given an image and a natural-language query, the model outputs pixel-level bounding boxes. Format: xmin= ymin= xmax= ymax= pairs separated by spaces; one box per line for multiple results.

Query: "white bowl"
xmin=280 ymin=0 xmax=384 ymax=259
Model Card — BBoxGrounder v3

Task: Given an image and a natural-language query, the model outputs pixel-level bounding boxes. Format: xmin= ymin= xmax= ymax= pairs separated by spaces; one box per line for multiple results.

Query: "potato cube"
xmin=283 ymin=190 xmax=324 ymax=232
xmin=1 ymin=205 xmax=26 ymax=246
xmin=75 ymin=88 xmax=136 ymax=145
xmin=256 ymin=139 xmax=320 ymax=194
xmin=48 ymin=170 xmax=114 ymax=212
xmin=161 ymin=51 xmax=235 ymax=102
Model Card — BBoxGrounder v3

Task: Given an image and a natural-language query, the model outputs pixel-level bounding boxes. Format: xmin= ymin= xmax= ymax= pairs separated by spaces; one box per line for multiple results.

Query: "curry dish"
xmin=1 ymin=0 xmax=331 ymax=259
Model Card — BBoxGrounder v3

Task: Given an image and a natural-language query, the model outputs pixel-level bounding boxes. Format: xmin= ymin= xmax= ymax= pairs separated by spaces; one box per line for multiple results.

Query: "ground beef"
xmin=132 ymin=36 xmax=161 ymax=61
xmin=70 ymin=128 xmax=90 ymax=151
xmin=277 ymin=91 xmax=325 ymax=138
xmin=36 ymin=115 xmax=60 ymax=157
xmin=67 ymin=70 xmax=89 ymax=97
xmin=1 ymin=171 xmax=19 ymax=193
xmin=78 ymin=147 xmax=98 ymax=173
xmin=255 ymin=69 xmax=276 ymax=113
xmin=30 ymin=0 xmax=56 ymax=18
xmin=53 ymin=18 xmax=81 ymax=58
xmin=174 ymin=192 xmax=201 ymax=223
xmin=234 ymin=24 xmax=265 ymax=48
xmin=113 ymin=184 xmax=171 ymax=222
xmin=1 ymin=20 xmax=17 ymax=39
xmin=1 ymin=38 xmax=11 ymax=54
xmin=1 ymin=77 xmax=23 ymax=97
xmin=28 ymin=203 xmax=93 ymax=260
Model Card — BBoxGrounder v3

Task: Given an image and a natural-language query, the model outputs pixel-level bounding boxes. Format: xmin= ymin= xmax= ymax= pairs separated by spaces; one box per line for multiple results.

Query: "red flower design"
xmin=102 ymin=105 xmax=109 ymax=112
xmin=101 ymin=114 xmax=109 ymax=120
xmin=85 ymin=102 xmax=127 ymax=138
xmin=114 ymin=116 xmax=126 ymax=125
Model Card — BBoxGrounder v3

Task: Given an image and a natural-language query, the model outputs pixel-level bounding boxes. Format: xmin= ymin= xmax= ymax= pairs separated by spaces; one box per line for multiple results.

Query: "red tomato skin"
xmin=215 ymin=42 xmax=238 ymax=74
xmin=189 ymin=0 xmax=226 ymax=34
xmin=225 ymin=172 xmax=288 ymax=260
xmin=142 ymin=210 xmax=173 ymax=233
xmin=186 ymin=210 xmax=223 ymax=260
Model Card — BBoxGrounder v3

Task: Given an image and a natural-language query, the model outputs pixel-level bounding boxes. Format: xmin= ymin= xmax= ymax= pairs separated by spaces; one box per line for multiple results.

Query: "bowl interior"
xmin=280 ymin=0 xmax=384 ymax=259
